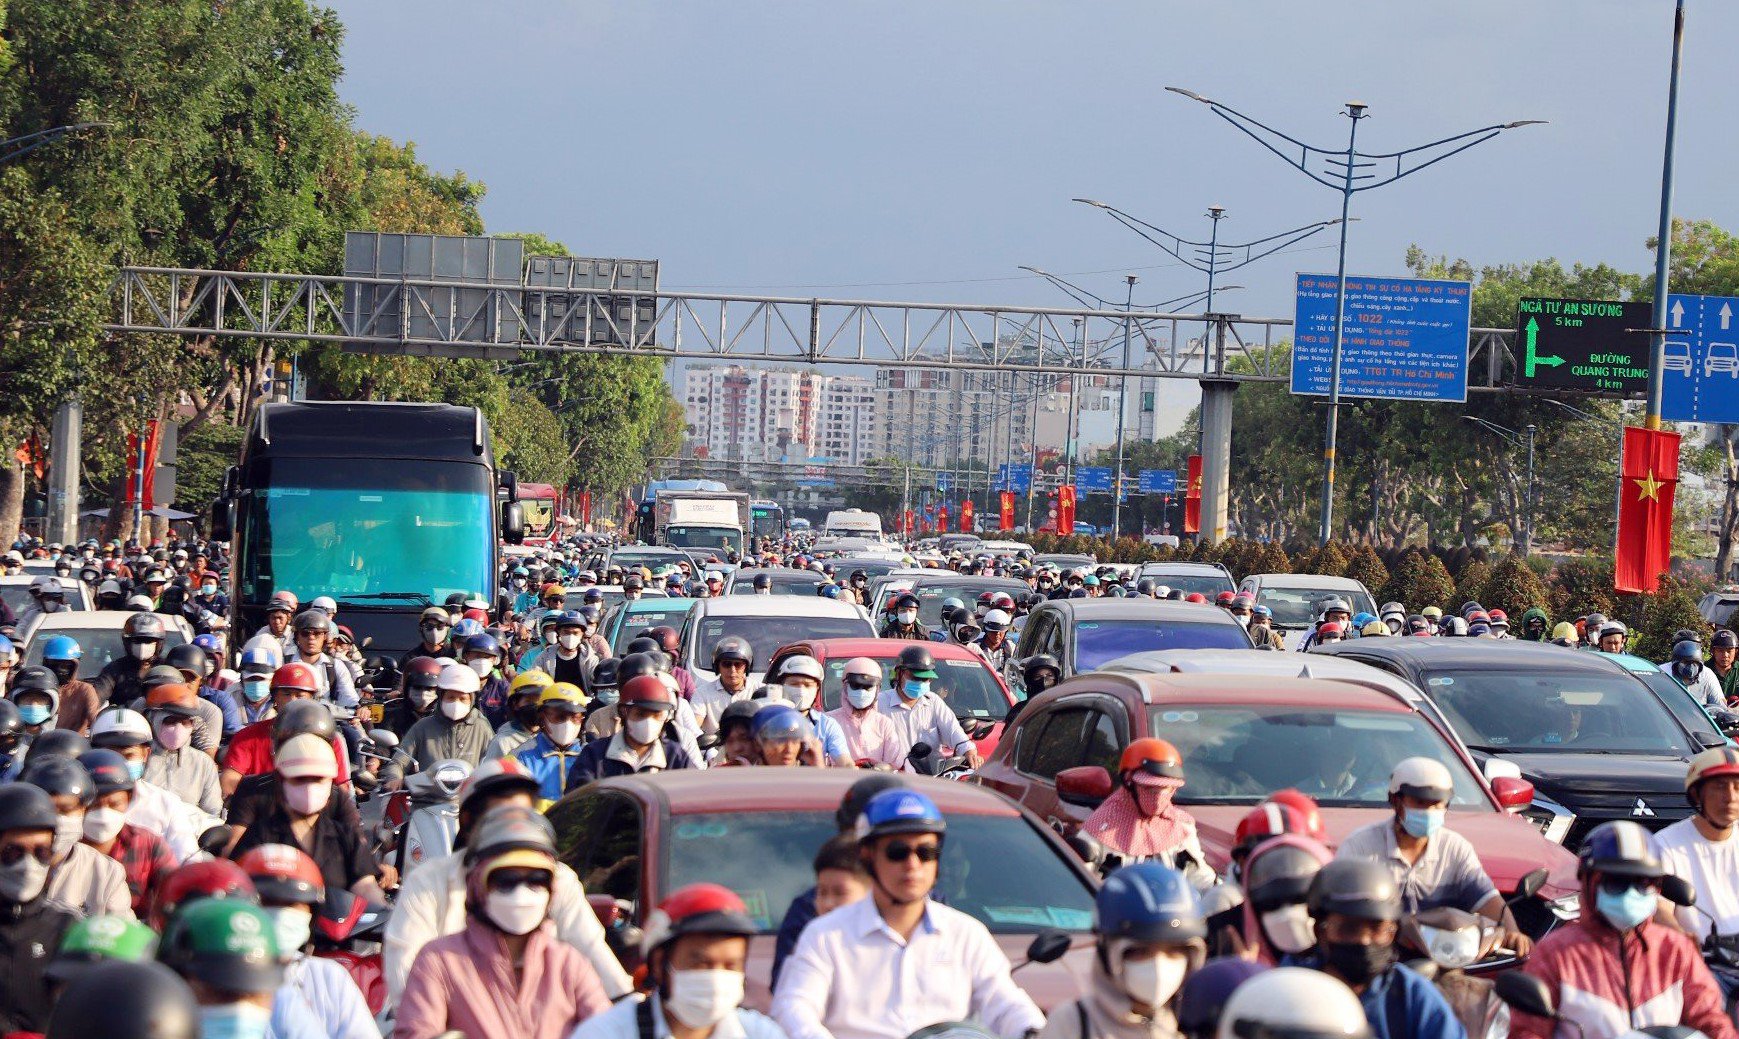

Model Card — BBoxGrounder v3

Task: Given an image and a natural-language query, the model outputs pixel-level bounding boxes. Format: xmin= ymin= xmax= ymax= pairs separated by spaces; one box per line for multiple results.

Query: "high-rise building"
xmin=679 ymin=364 xmax=834 ymax=462
xmin=817 ymin=375 xmax=879 ymax=465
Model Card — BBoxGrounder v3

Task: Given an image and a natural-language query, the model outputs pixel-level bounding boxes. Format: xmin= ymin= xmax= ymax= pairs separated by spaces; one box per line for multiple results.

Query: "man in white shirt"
xmin=772 ymin=788 xmax=1042 ymax=1039
xmin=875 ymin=647 xmax=978 ymax=770
xmin=1657 ymin=747 xmax=1739 ymax=941
xmin=692 ymin=637 xmax=761 ymax=734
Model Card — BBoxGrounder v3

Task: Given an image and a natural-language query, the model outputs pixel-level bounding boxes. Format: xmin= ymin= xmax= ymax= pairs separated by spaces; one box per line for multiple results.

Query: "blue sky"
xmin=326 ymin=1 xmax=1738 ymax=433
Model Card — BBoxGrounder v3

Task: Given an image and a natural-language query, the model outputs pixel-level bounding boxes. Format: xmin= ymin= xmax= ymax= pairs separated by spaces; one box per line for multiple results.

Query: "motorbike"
xmin=375 ymin=755 xmax=472 ymax=879
xmin=906 ymin=741 xmax=973 ymax=780
xmin=1398 ymin=867 xmax=1549 ymax=1039
xmin=312 ymin=887 xmax=389 ymax=1015
xmin=1658 ymin=873 xmax=1739 ymax=1023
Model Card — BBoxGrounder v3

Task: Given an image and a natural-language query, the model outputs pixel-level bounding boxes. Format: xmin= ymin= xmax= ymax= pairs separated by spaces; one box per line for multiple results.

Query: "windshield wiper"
xmin=339 ymin=592 xmax=434 ymax=606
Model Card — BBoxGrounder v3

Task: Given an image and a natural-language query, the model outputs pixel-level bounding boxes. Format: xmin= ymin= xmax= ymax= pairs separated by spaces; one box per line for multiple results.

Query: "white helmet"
xmin=779 ymin=654 xmax=825 ymax=682
xmin=842 ymin=657 xmax=883 ymax=683
xmin=982 ymin=609 xmax=1012 ymax=632
xmin=309 ymin=595 xmax=338 ymax=616
xmin=437 ymin=662 xmax=482 ymax=695
xmin=90 ymin=707 xmax=152 ymax=747
xmin=1217 ymin=967 xmax=1372 ymax=1039
xmin=1389 ymin=756 xmax=1454 ymax=802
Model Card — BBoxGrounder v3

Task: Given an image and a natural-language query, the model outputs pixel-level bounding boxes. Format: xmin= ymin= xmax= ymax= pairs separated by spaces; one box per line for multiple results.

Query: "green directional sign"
xmin=1514 ymin=297 xmax=1652 ymax=394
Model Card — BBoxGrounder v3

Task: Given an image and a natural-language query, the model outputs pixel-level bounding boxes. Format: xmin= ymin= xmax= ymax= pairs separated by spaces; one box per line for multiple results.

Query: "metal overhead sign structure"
xmin=1663 ymin=293 xmax=1739 ymax=423
xmin=1291 ymin=274 xmax=1472 ymax=402
xmin=1512 ymin=297 xmax=1652 ymax=395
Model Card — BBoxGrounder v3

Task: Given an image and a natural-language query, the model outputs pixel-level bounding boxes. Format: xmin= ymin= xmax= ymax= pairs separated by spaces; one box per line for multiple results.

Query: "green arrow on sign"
xmin=1524 ymin=316 xmax=1565 ymax=378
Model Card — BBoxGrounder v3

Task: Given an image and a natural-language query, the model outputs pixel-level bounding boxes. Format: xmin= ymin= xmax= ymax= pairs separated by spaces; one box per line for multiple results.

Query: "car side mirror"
xmin=1661 ymin=874 xmax=1697 ymax=908
xmin=1490 ymin=775 xmax=1535 ymax=811
xmin=1494 ymin=970 xmax=1559 ymax=1020
xmin=1025 ymin=929 xmax=1071 ymax=965
xmin=1512 ymin=867 xmax=1549 ymax=901
xmin=1056 ymin=765 xmax=1114 ymax=807
xmin=502 ymin=501 xmax=526 ymax=545
xmin=209 ymin=498 xmax=232 ymax=541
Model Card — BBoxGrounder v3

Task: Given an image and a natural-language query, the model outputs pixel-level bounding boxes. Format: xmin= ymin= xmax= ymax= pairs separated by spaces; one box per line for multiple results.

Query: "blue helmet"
xmin=577 ymin=604 xmax=601 ymax=626
xmin=0 ymin=635 xmax=14 ymax=660
xmin=40 ymin=635 xmax=82 ymax=662
xmin=464 ymin=633 xmax=501 ymax=658
xmin=1579 ymin=820 xmax=1665 ymax=880
xmin=557 ymin=610 xmax=588 ymax=629
xmin=1177 ymin=957 xmax=1268 ymax=1037
xmin=582 ymin=588 xmax=604 ymax=604
xmin=511 ymin=566 xmax=530 ymax=577
xmin=751 ymin=704 xmax=811 ymax=743
xmin=1351 ymin=612 xmax=1377 ymax=630
xmin=1095 ymin=861 xmax=1206 ymax=943
xmin=452 ymin=618 xmax=484 ymax=640
xmin=854 ymin=789 xmax=946 ymax=841
xmin=238 ymin=646 xmax=278 ymax=676
xmin=192 ymin=634 xmax=222 ymax=655
xmin=818 ymin=584 xmax=841 ymax=599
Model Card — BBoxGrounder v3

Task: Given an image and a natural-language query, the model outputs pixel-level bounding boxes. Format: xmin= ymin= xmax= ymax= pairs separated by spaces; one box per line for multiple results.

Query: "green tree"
xmin=1479 ymin=553 xmax=1549 ymax=616
xmin=1343 ymin=544 xmax=1389 ymax=597
xmin=1455 ymin=560 xmax=1492 ymax=611
xmin=174 ymin=424 xmax=247 ymax=527
xmin=1381 ymin=549 xmax=1455 ymax=611
xmin=1635 ymin=580 xmax=1708 ymax=661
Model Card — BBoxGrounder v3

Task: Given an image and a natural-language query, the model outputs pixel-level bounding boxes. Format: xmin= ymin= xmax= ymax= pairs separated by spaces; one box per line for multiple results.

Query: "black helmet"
xmin=717 ymin=700 xmax=763 ymax=741
xmin=293 ymin=609 xmax=331 ymax=634
xmin=23 ymin=729 xmax=88 ymax=765
xmin=1672 ymin=640 xmax=1704 ymax=665
xmin=590 ymin=658 xmax=620 ymax=690
xmin=122 ymin=613 xmax=167 ymax=640
xmin=0 ymin=782 xmax=58 ymax=833
xmin=835 ymin=774 xmax=907 ymax=832
xmin=1244 ymin=841 xmax=1329 ymax=913
xmin=9 ymin=665 xmax=59 ymax=697
xmin=162 ymin=644 xmax=209 ymax=678
xmin=1136 ymin=579 xmax=1157 ymax=596
xmin=625 ymin=636 xmax=661 ymax=657
xmin=271 ymin=699 xmax=336 ymax=747
xmin=20 ymin=754 xmax=96 ymax=806
xmin=894 ymin=645 xmax=935 ymax=675
xmin=1307 ymin=858 xmax=1400 ymax=923
xmin=616 ymin=652 xmax=660 ymax=684
xmin=1021 ymin=654 xmax=1061 ymax=682
xmin=712 ymin=636 xmax=753 ymax=667
xmin=78 ymin=748 xmax=137 ymax=795
xmin=0 ymin=700 xmax=20 ymax=754
xmin=46 ymin=960 xmax=200 ymax=1039
xmin=752 ymin=573 xmax=771 ymax=589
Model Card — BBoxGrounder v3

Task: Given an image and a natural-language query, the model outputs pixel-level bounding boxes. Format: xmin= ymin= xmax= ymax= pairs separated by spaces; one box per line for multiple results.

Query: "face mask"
xmin=242 ymin=678 xmax=270 ymax=703
xmin=441 ymin=699 xmax=471 ymax=721
xmin=1321 ymin=939 xmax=1395 ymax=987
xmin=558 ymin=633 xmax=582 ymax=651
xmin=423 ymin=625 xmax=449 ymax=644
xmin=126 ymin=759 xmax=146 ymax=782
xmin=485 ymin=884 xmax=550 ymax=935
xmin=1596 ymin=885 xmax=1658 ymax=932
xmin=897 ymin=610 xmax=917 ymax=625
xmin=665 ymin=968 xmax=746 ymax=1029
xmin=47 ymin=662 xmax=76 ymax=684
xmin=1260 ymin=904 xmax=1317 ymax=954
xmin=201 ymin=584 xmax=217 ymax=596
xmin=1235 ymin=614 xmax=1251 ymax=628
xmin=901 ymin=679 xmax=929 ymax=700
xmin=1676 ymin=662 xmax=1703 ymax=681
xmin=790 ymin=684 xmax=818 ymax=712
xmin=0 ymin=854 xmax=47 ymax=903
xmin=626 ymin=715 xmax=663 ymax=745
xmin=511 ymin=578 xmax=526 ymax=589
xmin=546 ymin=719 xmax=581 ymax=746
xmin=283 ymin=779 xmax=332 ymax=816
xmin=83 ymin=807 xmax=127 ymax=844
xmin=41 ymin=600 xmax=63 ymax=613
xmin=1121 ymin=953 xmax=1187 ymax=1007
xmin=543 ymin=630 xmax=558 ymax=645
xmin=1401 ymin=807 xmax=1446 ymax=839
xmin=199 ymin=1003 xmax=273 ymax=1039
xmin=266 ymin=905 xmax=312 ymax=954
xmin=53 ymin=814 xmax=83 ymax=859
xmin=593 ymin=688 xmax=619 ymax=707
xmin=127 ymin=641 xmax=156 ymax=661
xmin=467 ymin=658 xmax=493 ymax=677
xmin=156 ymin=718 xmax=192 ymax=751
xmin=17 ymin=704 xmax=50 ymax=726
xmin=846 ymin=684 xmax=878 ymax=710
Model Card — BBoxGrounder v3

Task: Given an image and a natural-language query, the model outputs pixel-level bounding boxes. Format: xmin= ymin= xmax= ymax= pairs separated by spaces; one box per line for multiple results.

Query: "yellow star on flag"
xmin=1634 ymin=471 xmax=1664 ymax=502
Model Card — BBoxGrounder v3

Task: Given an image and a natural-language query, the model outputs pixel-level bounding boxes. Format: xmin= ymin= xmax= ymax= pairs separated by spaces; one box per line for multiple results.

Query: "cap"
xmin=145 ymin=682 xmax=202 ymax=718
xmin=275 ymin=733 xmax=338 ymax=780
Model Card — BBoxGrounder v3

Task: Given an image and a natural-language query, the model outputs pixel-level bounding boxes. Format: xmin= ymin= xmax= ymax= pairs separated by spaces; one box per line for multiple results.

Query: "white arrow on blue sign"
xmin=1663 ymin=293 xmax=1739 ymax=423
xmin=1137 ymin=470 xmax=1177 ymax=494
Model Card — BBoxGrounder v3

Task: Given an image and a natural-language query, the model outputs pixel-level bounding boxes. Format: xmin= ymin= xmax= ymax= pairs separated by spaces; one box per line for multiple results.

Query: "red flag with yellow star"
xmin=1615 ymin=425 xmax=1681 ymax=594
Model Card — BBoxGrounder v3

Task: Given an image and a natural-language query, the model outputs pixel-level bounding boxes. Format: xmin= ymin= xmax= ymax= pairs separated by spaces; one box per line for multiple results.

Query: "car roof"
xmin=1035 ymin=598 xmax=1242 ymax=623
xmin=1244 ymin=573 xmax=1365 ymax=589
xmin=1102 ymin=647 xmax=1426 ymax=698
xmin=622 ymin=596 xmax=693 ymax=612
xmin=693 ymin=596 xmax=865 ymax=619
xmin=1598 ymin=651 xmax=1661 ymax=674
xmin=1315 ymin=637 xmax=1626 ymax=674
xmin=902 ymin=574 xmax=1027 ymax=589
xmin=780 ymin=638 xmax=988 ymax=662
xmin=730 ymin=567 xmax=820 ymax=581
xmin=1137 ymin=562 xmax=1229 ymax=575
xmin=586 ymin=768 xmax=1022 ymax=817
xmin=26 ymin=611 xmax=195 ymax=637
xmin=1037 ymin=670 xmax=1411 ymax=712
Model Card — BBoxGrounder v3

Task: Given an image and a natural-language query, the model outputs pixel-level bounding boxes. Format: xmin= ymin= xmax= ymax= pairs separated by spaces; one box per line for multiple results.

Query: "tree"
xmin=1635 ymin=580 xmax=1709 ymax=661
xmin=1479 ymin=553 xmax=1549 ymax=616
xmin=1454 ymin=560 xmax=1492 ymax=611
xmin=1381 ymin=549 xmax=1456 ymax=611
xmin=1343 ymin=545 xmax=1389 ymax=598
xmin=1546 ymin=556 xmax=1618 ymax=622
xmin=174 ymin=423 xmax=246 ymax=530
xmin=1251 ymin=541 xmax=1291 ymax=576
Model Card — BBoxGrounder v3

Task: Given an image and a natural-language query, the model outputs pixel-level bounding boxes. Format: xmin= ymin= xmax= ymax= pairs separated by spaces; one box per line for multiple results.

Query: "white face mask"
xmin=467 ymin=658 xmax=493 ymax=677
xmin=897 ymin=610 xmax=917 ymax=625
xmin=441 ymin=699 xmax=471 ymax=721
xmin=546 ymin=719 xmax=581 ymax=746
xmin=283 ymin=779 xmax=332 ymax=816
xmin=127 ymin=641 xmax=155 ymax=660
xmin=845 ymin=684 xmax=878 ymax=710
xmin=665 ymin=968 xmax=746 ymax=1029
xmin=265 ymin=905 xmax=312 ymax=954
xmin=53 ymin=814 xmax=83 ymax=859
xmin=544 ymin=629 xmax=559 ymax=645
xmin=557 ymin=633 xmax=582 ymax=651
xmin=1260 ymin=904 xmax=1317 ymax=954
xmin=626 ymin=715 xmax=663 ymax=745
xmin=83 ymin=807 xmax=127 ymax=844
xmin=0 ymin=854 xmax=47 ymax=903
xmin=788 ymin=682 xmax=818 ymax=712
xmin=1121 ymin=952 xmax=1187 ymax=1007
xmin=485 ymin=884 xmax=550 ymax=935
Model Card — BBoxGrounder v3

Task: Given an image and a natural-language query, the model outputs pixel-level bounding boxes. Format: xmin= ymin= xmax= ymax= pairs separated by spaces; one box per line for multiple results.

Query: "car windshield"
xmin=1419 ymin=668 xmax=1693 ymax=755
xmin=1638 ymin=670 xmax=1724 ymax=746
xmin=1151 ymin=704 xmax=1488 ymax=808
xmin=1074 ymin=619 xmax=1250 ymax=670
xmin=819 ymin=655 xmax=1009 ymax=717
xmin=609 ymin=550 xmax=688 ymax=572
xmin=607 ymin=603 xmax=696 ymax=654
xmin=23 ymin=624 xmax=189 ymax=674
xmin=0 ymin=585 xmax=35 ymax=618
xmin=239 ymin=457 xmax=493 ymax=607
xmin=904 ymin=581 xmax=1028 ymax=628
xmin=728 ymin=572 xmax=824 ymax=596
xmin=667 ymin=810 xmax=1095 ymax=933
xmin=693 ymin=615 xmax=873 ymax=672
xmin=1252 ymin=585 xmax=1378 ymax=628
xmin=1139 ymin=573 xmax=1234 ymax=598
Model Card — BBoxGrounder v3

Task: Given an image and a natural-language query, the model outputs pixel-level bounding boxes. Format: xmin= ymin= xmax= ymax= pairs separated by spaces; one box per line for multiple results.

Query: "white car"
xmin=678 ymin=596 xmax=874 ymax=685
xmin=1 ymin=575 xmax=95 ymax=642
xmin=22 ymin=611 xmax=195 ymax=673
xmin=1237 ymin=572 xmax=1378 ymax=649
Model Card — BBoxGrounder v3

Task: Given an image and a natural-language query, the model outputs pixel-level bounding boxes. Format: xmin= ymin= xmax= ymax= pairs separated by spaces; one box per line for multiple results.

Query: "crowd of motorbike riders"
xmin=4 ymin=533 xmax=1739 ymax=1039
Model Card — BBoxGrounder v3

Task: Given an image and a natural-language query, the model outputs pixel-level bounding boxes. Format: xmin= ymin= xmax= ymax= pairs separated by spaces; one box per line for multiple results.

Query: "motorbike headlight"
xmin=1417 ymin=923 xmax=1481 ymax=969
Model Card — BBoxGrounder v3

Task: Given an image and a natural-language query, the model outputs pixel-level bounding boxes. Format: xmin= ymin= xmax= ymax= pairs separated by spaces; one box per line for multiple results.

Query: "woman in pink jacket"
xmin=394 ymin=805 xmax=610 ymax=1039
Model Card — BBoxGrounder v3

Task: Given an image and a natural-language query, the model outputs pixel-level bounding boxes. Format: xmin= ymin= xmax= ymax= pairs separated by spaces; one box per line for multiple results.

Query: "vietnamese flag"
xmin=939 ymin=505 xmax=950 ymax=533
xmin=1615 ymin=425 xmax=1681 ymax=594
xmin=960 ymin=499 xmax=975 ymax=532
xmin=1183 ymin=454 xmax=1203 ymax=535
xmin=999 ymin=491 xmax=1015 ymax=531
xmin=1057 ymin=486 xmax=1076 ymax=535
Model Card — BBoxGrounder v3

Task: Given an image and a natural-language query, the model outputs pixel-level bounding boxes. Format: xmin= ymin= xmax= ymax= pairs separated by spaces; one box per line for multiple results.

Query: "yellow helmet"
xmin=538 ymin=682 xmax=587 ymax=711
xmin=510 ymin=669 xmax=554 ymax=697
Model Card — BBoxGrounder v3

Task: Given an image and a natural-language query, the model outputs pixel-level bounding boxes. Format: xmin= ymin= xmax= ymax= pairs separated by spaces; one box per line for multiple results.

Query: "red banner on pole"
xmin=1057 ymin=486 xmax=1076 ymax=535
xmin=1183 ymin=454 xmax=1203 ymax=534
xmin=999 ymin=492 xmax=1015 ymax=532
xmin=960 ymin=499 xmax=975 ymax=533
xmin=579 ymin=489 xmax=593 ymax=528
xmin=938 ymin=506 xmax=950 ymax=533
xmin=902 ymin=510 xmax=915 ymax=535
xmin=122 ymin=421 xmax=162 ymax=508
xmin=1615 ymin=425 xmax=1681 ymax=594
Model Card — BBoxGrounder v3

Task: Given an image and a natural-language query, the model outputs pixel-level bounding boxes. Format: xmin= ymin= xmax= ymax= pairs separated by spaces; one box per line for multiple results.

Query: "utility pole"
xmin=1645 ymin=0 xmax=1687 ymax=431
xmin=1111 ymin=275 xmax=1136 ymax=542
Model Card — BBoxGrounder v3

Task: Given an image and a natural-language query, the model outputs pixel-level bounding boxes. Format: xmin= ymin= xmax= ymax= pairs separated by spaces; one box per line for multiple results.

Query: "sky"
xmin=325 ymin=0 xmax=1739 ymax=436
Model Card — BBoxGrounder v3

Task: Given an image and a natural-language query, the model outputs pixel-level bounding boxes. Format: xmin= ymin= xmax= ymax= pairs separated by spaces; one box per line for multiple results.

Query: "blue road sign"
xmin=1138 ymin=470 xmax=1177 ymax=494
xmin=1291 ymin=273 xmax=1472 ymax=402
xmin=1001 ymin=463 xmax=1032 ymax=493
xmin=1664 ymin=293 xmax=1739 ymax=423
xmin=936 ymin=471 xmax=952 ymax=493
xmin=1074 ymin=466 xmax=1112 ymax=493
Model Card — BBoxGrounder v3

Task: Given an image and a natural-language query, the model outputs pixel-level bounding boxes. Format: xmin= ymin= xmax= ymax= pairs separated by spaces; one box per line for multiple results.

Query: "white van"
xmin=822 ymin=508 xmax=884 ymax=538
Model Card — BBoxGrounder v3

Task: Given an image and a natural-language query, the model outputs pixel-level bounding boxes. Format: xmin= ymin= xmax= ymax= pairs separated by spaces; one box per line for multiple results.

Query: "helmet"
xmin=645 ymin=626 xmax=681 ymax=654
xmin=616 ymin=652 xmax=660 ymax=684
xmin=44 ymin=915 xmax=161 ymax=984
xmin=271 ymin=699 xmax=336 ymax=746
xmin=1118 ymin=737 xmax=1184 ymax=780
xmin=894 ymin=593 xmax=921 ymax=611
xmin=590 ymin=658 xmax=620 ymax=691
xmin=538 ymin=683 xmax=587 ymax=713
xmin=275 ymin=733 xmax=339 ymax=780
xmin=1215 ymin=966 xmax=1370 ymax=1039
xmin=640 ymin=883 xmax=758 ymax=957
xmin=1243 ymin=835 xmax=1333 ymax=913
xmin=437 ymin=662 xmax=482 ymax=694
xmin=458 ymin=756 xmax=542 ymax=813
xmin=1095 ymin=861 xmax=1205 ymax=943
xmin=0 ymin=700 xmax=19 ymax=752
xmin=238 ymin=647 xmax=278 ymax=677
xmin=163 ymin=644 xmax=208 ymax=679
xmin=39 ymin=635 xmax=82 ymax=662
xmin=1360 ymin=620 xmax=1389 ymax=637
xmin=716 ymin=700 xmax=763 ymax=740
xmin=855 ymin=788 xmax=946 ymax=841
xmin=451 ymin=618 xmax=483 ymax=640
xmin=835 ymin=774 xmax=907 ymax=831
xmin=0 ymin=782 xmax=59 ymax=834
xmin=464 ymin=633 xmax=501 ymax=658
xmin=8 ymin=666 xmax=60 ymax=715
xmin=1460 ymin=601 xmax=1484 ymax=618
xmin=1673 ymin=640 xmax=1704 ymax=664
xmin=1178 ymin=958 xmax=1269 ymax=1039
xmin=626 ymin=637 xmax=660 ymax=657
xmin=1578 ymin=820 xmax=1666 ymax=880
xmin=1308 ymin=858 xmax=1401 ymax=923
xmin=1687 ymin=746 xmax=1739 ymax=803
xmin=309 ymin=595 xmax=338 ymax=615
xmin=23 ymin=729 xmax=88 ymax=765
xmin=778 ymin=654 xmax=825 ymax=683
xmin=619 ymin=673 xmax=677 ymax=712
xmin=159 ymin=899 xmax=283 ymax=992
xmin=981 ymin=609 xmax=1011 ymax=632
xmin=712 ymin=636 xmax=754 ymax=667
xmin=45 ymin=960 xmax=199 ymax=1039
xmin=123 ymin=613 xmax=166 ymax=640
xmin=151 ymin=860 xmax=257 ymax=928
xmin=894 ymin=645 xmax=937 ymax=678
xmin=1184 ymin=593 xmax=1208 ymax=604
xmin=192 ymin=633 xmax=222 ymax=655
xmin=78 ymin=749 xmax=136 ymax=795
xmin=1234 ymin=802 xmax=1313 ymax=853
xmin=1263 ymin=790 xmax=1327 ymax=841
xmin=1021 ymin=654 xmax=1061 ymax=682
xmin=271 ymin=662 xmax=318 ymax=694
xmin=237 ymin=843 xmax=325 ymax=906
xmin=292 ymin=610 xmax=330 ymax=634
xmin=555 ymin=610 xmax=588 ymax=630
xmin=405 ymin=657 xmax=442 ymax=690
xmin=509 ymin=669 xmax=554 ymax=699
xmin=90 ymin=708 xmax=152 ymax=750
xmin=466 ymin=804 xmax=557 ymax=863
xmin=842 ymin=656 xmax=883 ymax=685
xmin=1379 ymin=602 xmax=1405 ymax=620
xmin=751 ymin=704 xmax=811 ymax=743
xmin=1388 ymin=757 xmax=1453 ymax=803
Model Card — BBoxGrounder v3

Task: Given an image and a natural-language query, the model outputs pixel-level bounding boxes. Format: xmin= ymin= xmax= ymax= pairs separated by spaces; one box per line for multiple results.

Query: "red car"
xmin=547 ymin=769 xmax=1098 ymax=1011
xmin=976 ymin=671 xmax=1581 ymax=944
xmin=767 ymin=638 xmax=1015 ymax=756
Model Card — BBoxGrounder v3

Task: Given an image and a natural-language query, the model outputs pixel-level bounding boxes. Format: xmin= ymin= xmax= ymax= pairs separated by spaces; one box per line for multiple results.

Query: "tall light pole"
xmin=1460 ymin=416 xmax=1538 ymax=556
xmin=1168 ymin=87 xmax=1543 ymax=544
xmin=0 ymin=123 xmax=108 ymax=166
xmin=1112 ymin=275 xmax=1137 ymax=542
xmin=1645 ymin=0 xmax=1687 ymax=430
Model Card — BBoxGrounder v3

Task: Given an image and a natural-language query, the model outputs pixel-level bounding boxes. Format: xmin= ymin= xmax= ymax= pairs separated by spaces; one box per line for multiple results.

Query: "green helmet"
xmin=158 ymin=899 xmax=283 ymax=992
xmin=47 ymin=914 xmax=160 ymax=983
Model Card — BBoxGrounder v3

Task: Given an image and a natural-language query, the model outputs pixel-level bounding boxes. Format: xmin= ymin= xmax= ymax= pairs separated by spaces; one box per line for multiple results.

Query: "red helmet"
xmin=991 ymin=592 xmax=1017 ymax=611
xmin=1487 ymin=609 xmax=1509 ymax=623
xmin=644 ymin=626 xmax=681 ymax=655
xmin=1215 ymin=591 xmax=1236 ymax=606
xmin=462 ymin=607 xmax=489 ymax=626
xmin=271 ymin=662 xmax=318 ymax=694
xmin=1185 ymin=593 xmax=1208 ymax=604
xmin=619 ymin=674 xmax=677 ymax=713
xmin=1234 ymin=802 xmax=1311 ymax=852
xmin=640 ymin=883 xmax=758 ymax=956
xmin=151 ymin=860 xmax=258 ymax=929
xmin=1117 ymin=737 xmax=1183 ymax=780
xmin=1317 ymin=621 xmax=1345 ymax=637
xmin=237 ymin=843 xmax=325 ymax=906
xmin=405 ymin=657 xmax=443 ymax=690
xmin=1263 ymin=789 xmax=1327 ymax=841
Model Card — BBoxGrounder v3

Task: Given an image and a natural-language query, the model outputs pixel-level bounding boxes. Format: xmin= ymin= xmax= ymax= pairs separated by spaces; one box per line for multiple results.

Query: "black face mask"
xmin=514 ymin=705 xmax=540 ymax=731
xmin=1321 ymin=939 xmax=1395 ymax=986
xmin=47 ymin=662 xmax=77 ymax=685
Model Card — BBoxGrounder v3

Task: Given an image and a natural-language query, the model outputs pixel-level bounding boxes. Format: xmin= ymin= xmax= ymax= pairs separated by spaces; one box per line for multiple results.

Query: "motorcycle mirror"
xmin=1660 ymin=874 xmax=1697 ymax=908
xmin=1066 ymin=831 xmax=1107 ymax=866
xmin=1025 ymin=929 xmax=1071 ymax=965
xmin=1512 ymin=867 xmax=1549 ymax=901
xmin=697 ymin=733 xmax=721 ymax=751
xmin=1494 ymin=970 xmax=1559 ymax=1020
xmin=197 ymin=825 xmax=232 ymax=856
xmin=907 ymin=742 xmax=934 ymax=761
xmin=367 ymin=728 xmax=400 ymax=750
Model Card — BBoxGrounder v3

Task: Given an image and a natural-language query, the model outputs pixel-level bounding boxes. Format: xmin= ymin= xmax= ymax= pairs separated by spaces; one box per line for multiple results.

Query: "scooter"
xmin=377 ymin=757 xmax=472 ymax=879
xmin=1398 ymin=867 xmax=1548 ymax=1039
xmin=1658 ymin=872 xmax=1739 ymax=1023
xmin=906 ymin=741 xmax=973 ymax=780
xmin=312 ymin=886 xmax=389 ymax=1015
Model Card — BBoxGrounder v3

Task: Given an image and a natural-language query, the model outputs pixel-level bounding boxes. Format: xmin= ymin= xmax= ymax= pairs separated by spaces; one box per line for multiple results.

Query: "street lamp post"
xmin=0 ymin=123 xmax=109 ymax=167
xmin=1112 ymin=275 xmax=1137 ymax=542
xmin=1168 ymin=87 xmax=1542 ymax=545
xmin=1645 ymin=0 xmax=1688 ymax=430
xmin=1461 ymin=416 xmax=1538 ymax=556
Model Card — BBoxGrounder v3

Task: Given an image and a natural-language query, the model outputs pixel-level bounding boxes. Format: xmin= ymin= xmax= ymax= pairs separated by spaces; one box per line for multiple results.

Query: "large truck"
xmin=654 ymin=490 xmax=751 ymax=557
xmin=822 ymin=508 xmax=884 ymax=538
xmin=518 ymin=482 xmax=560 ymax=545
xmin=211 ymin=401 xmax=525 ymax=655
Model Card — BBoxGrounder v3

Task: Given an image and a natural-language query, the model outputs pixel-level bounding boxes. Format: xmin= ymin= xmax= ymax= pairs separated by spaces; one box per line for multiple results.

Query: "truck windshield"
xmin=238 ymin=458 xmax=494 ymax=607
xmin=664 ymin=526 xmax=740 ymax=552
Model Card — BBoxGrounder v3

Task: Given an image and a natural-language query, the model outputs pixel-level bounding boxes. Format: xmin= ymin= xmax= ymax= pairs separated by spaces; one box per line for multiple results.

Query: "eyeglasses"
xmin=881 ymin=841 xmax=942 ymax=863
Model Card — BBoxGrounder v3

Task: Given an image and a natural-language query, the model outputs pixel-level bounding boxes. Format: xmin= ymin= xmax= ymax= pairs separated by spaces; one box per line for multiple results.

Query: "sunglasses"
xmin=0 ymin=844 xmax=53 ymax=867
xmin=1597 ymin=876 xmax=1658 ymax=896
xmin=881 ymin=841 xmax=942 ymax=863
xmin=488 ymin=867 xmax=553 ymax=891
